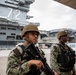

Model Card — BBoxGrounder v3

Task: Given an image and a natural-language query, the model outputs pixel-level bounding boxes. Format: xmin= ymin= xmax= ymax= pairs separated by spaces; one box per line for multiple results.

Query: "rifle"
xmin=24 ymin=43 xmax=54 ymax=75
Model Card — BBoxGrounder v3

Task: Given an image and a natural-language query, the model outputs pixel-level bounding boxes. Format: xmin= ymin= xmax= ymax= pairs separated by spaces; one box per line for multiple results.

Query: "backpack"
xmin=57 ymin=44 xmax=75 ymax=72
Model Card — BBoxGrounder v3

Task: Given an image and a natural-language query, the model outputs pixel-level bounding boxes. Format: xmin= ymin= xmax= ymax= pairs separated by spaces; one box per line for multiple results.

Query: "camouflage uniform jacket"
xmin=50 ymin=43 xmax=75 ymax=75
xmin=6 ymin=44 xmax=46 ymax=75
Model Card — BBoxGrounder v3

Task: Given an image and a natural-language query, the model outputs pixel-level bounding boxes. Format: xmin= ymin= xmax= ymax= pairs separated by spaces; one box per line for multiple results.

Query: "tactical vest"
xmin=57 ymin=44 xmax=75 ymax=72
xmin=13 ymin=45 xmax=41 ymax=75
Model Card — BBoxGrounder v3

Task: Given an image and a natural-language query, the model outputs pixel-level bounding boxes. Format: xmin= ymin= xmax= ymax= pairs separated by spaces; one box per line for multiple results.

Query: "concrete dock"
xmin=0 ymin=49 xmax=50 ymax=75
xmin=0 ymin=57 xmax=7 ymax=75
xmin=0 ymin=49 xmax=76 ymax=75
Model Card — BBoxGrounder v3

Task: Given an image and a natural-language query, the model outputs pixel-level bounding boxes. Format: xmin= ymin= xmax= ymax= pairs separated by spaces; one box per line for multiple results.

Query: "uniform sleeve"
xmin=72 ymin=65 xmax=76 ymax=74
xmin=6 ymin=47 xmax=30 ymax=75
xmin=50 ymin=45 xmax=61 ymax=74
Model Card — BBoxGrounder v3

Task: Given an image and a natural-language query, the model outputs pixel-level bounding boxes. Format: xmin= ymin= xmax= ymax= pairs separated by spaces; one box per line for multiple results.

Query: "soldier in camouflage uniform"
xmin=6 ymin=23 xmax=57 ymax=75
xmin=6 ymin=24 xmax=43 ymax=75
xmin=50 ymin=31 xmax=75 ymax=75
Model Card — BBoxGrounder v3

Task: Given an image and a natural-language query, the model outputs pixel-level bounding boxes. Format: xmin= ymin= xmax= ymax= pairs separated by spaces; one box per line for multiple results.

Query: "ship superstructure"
xmin=0 ymin=18 xmax=23 ymax=45
xmin=0 ymin=0 xmax=36 ymax=49
xmin=41 ymin=28 xmax=76 ymax=45
xmin=0 ymin=0 xmax=35 ymax=25
xmin=0 ymin=0 xmax=49 ymax=49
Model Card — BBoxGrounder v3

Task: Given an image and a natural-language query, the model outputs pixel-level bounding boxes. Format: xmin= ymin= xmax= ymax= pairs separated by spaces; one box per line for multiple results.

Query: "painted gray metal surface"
xmin=0 ymin=0 xmax=35 ymax=25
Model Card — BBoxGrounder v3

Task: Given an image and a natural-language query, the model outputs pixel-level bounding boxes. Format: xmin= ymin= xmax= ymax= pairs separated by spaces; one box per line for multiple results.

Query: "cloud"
xmin=28 ymin=0 xmax=76 ymax=30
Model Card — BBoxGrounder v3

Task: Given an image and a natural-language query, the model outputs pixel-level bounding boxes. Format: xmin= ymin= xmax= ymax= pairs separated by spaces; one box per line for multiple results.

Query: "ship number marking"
xmin=7 ymin=8 xmax=20 ymax=20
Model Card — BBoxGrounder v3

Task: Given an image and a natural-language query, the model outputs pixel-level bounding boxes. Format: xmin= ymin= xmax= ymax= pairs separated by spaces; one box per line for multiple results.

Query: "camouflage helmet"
xmin=21 ymin=23 xmax=40 ymax=37
xmin=57 ymin=31 xmax=67 ymax=40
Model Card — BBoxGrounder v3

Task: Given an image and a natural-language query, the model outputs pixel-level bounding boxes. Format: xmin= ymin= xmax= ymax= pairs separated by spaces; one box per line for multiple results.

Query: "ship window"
xmin=11 ymin=33 xmax=16 ymax=35
xmin=16 ymin=35 xmax=23 ymax=40
xmin=1 ymin=27 xmax=6 ymax=30
xmin=49 ymin=32 xmax=57 ymax=37
xmin=8 ymin=28 xmax=16 ymax=30
xmin=40 ymin=34 xmax=48 ymax=39
xmin=7 ymin=36 xmax=15 ymax=40
xmin=3 ymin=33 xmax=6 ymax=35
xmin=0 ymin=32 xmax=6 ymax=35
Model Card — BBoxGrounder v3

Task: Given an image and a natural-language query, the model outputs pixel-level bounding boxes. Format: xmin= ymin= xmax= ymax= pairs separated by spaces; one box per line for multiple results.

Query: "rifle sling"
xmin=13 ymin=45 xmax=26 ymax=58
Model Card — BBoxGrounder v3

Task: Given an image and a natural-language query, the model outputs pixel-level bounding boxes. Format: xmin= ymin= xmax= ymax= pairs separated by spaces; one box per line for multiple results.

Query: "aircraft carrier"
xmin=0 ymin=0 xmax=40 ymax=48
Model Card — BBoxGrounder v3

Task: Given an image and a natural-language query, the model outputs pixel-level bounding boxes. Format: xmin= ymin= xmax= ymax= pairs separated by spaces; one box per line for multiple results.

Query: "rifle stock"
xmin=25 ymin=43 xmax=54 ymax=75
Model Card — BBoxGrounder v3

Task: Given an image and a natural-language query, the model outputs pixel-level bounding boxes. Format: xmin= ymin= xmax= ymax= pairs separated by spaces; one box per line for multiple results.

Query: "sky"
xmin=27 ymin=0 xmax=76 ymax=31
